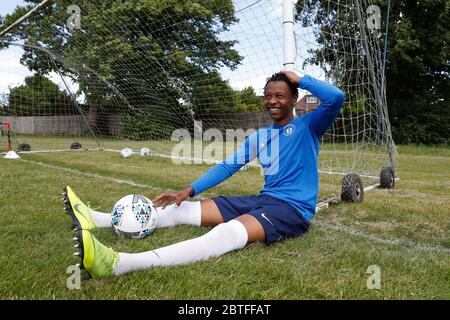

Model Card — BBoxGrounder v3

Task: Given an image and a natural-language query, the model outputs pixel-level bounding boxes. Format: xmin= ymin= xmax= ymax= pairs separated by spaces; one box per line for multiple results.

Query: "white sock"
xmin=91 ymin=210 xmax=113 ymax=228
xmin=113 ymin=219 xmax=248 ymax=275
xmin=90 ymin=201 xmax=201 ymax=229
xmin=156 ymin=201 xmax=201 ymax=228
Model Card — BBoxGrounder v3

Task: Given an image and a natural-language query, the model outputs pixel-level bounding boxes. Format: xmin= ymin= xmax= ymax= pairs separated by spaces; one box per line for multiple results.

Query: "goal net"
xmin=0 ymin=0 xmax=396 ymax=200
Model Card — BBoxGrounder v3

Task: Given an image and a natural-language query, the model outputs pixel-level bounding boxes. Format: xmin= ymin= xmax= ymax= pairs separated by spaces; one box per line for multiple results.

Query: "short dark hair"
xmin=264 ymin=72 xmax=298 ymax=96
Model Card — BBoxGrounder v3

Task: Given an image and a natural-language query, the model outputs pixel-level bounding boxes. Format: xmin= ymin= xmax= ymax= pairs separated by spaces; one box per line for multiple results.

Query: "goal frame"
xmin=0 ymin=121 xmax=12 ymax=152
xmin=0 ymin=0 xmax=398 ymax=208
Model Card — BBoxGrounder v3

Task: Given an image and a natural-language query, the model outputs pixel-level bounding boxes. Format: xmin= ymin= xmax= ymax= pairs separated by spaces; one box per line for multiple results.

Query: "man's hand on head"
xmin=279 ymin=71 xmax=301 ymax=86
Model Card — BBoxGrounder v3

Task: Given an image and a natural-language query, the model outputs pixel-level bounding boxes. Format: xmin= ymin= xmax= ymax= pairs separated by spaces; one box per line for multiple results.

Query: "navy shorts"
xmin=212 ymin=194 xmax=310 ymax=244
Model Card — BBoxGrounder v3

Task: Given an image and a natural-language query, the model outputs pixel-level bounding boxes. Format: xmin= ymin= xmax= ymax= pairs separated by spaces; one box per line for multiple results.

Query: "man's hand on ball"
xmin=153 ymin=186 xmax=194 ymax=209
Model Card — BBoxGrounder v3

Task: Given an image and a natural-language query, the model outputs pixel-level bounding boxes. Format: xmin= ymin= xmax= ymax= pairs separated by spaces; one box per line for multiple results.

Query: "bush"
xmin=121 ymin=113 xmax=178 ymax=140
xmin=392 ymin=115 xmax=449 ymax=145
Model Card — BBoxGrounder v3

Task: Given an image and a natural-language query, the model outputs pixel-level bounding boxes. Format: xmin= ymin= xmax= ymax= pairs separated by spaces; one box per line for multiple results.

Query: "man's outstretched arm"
xmin=154 ymin=133 xmax=257 ymax=208
xmin=189 ymin=132 xmax=257 ymax=197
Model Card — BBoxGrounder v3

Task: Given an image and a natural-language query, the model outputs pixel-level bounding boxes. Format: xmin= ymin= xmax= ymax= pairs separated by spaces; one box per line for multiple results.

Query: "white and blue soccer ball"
xmin=120 ymin=148 xmax=133 ymax=158
xmin=140 ymin=147 xmax=151 ymax=157
xmin=111 ymin=194 xmax=158 ymax=239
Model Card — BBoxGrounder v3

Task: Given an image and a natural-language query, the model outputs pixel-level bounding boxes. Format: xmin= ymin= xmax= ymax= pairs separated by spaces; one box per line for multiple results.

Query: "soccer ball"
xmin=140 ymin=147 xmax=151 ymax=157
xmin=111 ymin=194 xmax=158 ymax=239
xmin=120 ymin=148 xmax=133 ymax=158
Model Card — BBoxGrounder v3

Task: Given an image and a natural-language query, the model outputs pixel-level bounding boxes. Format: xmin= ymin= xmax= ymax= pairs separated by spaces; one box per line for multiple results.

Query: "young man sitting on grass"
xmin=63 ymin=71 xmax=344 ymax=278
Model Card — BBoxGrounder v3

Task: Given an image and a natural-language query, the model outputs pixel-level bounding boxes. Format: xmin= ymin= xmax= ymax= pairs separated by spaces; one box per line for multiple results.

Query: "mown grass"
xmin=0 ymin=143 xmax=448 ymax=299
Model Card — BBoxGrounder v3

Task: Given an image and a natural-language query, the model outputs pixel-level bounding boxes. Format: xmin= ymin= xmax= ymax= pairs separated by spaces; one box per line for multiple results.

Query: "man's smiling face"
xmin=263 ymin=80 xmax=297 ymax=125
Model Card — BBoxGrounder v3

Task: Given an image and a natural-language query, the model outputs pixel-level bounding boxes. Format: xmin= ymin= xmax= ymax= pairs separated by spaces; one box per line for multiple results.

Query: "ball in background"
xmin=140 ymin=147 xmax=151 ymax=157
xmin=120 ymin=148 xmax=133 ymax=158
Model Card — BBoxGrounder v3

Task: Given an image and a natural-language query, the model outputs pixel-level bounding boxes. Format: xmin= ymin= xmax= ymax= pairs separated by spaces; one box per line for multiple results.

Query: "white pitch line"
xmin=0 ymin=148 xmax=100 ymax=155
xmin=19 ymin=158 xmax=216 ymax=198
xmin=19 ymin=157 xmax=448 ymax=255
xmin=103 ymin=149 xmax=384 ymax=179
xmin=364 ymin=183 xmax=381 ymax=192
xmin=20 ymin=158 xmax=170 ymax=192
xmin=315 ymin=221 xmax=450 ymax=255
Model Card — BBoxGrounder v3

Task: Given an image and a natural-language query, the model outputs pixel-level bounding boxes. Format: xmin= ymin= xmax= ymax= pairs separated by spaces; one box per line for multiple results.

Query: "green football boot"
xmin=62 ymin=186 xmax=97 ymax=231
xmin=73 ymin=229 xmax=119 ymax=278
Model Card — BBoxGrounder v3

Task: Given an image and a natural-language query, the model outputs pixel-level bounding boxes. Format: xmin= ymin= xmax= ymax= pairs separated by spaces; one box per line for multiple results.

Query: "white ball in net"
xmin=120 ymin=148 xmax=133 ymax=158
xmin=140 ymin=147 xmax=151 ymax=157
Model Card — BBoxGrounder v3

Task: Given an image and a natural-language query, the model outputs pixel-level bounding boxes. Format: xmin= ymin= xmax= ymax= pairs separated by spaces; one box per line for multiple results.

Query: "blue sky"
xmin=0 ymin=0 xmax=318 ymax=97
xmin=0 ymin=0 xmax=27 ymax=16
xmin=0 ymin=0 xmax=36 ymax=94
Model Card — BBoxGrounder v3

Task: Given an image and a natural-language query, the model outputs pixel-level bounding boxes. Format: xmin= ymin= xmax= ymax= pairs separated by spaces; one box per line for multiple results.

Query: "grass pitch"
xmin=0 ymin=144 xmax=448 ymax=299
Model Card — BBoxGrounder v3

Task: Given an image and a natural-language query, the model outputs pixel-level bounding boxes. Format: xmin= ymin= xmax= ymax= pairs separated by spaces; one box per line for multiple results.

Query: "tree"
xmin=235 ymin=87 xmax=264 ymax=112
xmin=192 ymin=72 xmax=237 ymax=118
xmin=1 ymin=0 xmax=243 ymax=135
xmin=8 ymin=75 xmax=75 ymax=116
xmin=0 ymin=94 xmax=8 ymax=117
xmin=295 ymin=0 xmax=449 ymax=145
xmin=384 ymin=0 xmax=449 ymax=144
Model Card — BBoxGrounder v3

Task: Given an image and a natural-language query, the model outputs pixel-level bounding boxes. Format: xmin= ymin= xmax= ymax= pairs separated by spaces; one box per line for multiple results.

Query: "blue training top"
xmin=190 ymin=75 xmax=345 ymax=221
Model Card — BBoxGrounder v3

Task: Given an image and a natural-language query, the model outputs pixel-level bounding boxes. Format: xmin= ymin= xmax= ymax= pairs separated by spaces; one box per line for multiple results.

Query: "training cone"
xmin=4 ymin=151 xmax=21 ymax=159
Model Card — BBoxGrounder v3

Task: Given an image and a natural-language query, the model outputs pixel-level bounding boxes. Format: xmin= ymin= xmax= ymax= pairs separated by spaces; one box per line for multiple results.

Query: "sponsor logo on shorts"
xmin=261 ymin=213 xmax=274 ymax=226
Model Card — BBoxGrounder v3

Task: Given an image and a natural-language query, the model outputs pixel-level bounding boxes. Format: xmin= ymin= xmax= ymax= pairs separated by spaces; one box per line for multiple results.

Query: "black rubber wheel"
xmin=70 ymin=141 xmax=82 ymax=150
xmin=341 ymin=173 xmax=364 ymax=203
xmin=380 ymin=166 xmax=395 ymax=189
xmin=17 ymin=143 xmax=31 ymax=152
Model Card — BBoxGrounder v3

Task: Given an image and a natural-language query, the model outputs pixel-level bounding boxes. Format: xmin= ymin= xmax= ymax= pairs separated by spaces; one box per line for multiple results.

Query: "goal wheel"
xmin=70 ymin=141 xmax=82 ymax=150
xmin=18 ymin=143 xmax=31 ymax=152
xmin=341 ymin=173 xmax=364 ymax=203
xmin=380 ymin=166 xmax=395 ymax=189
